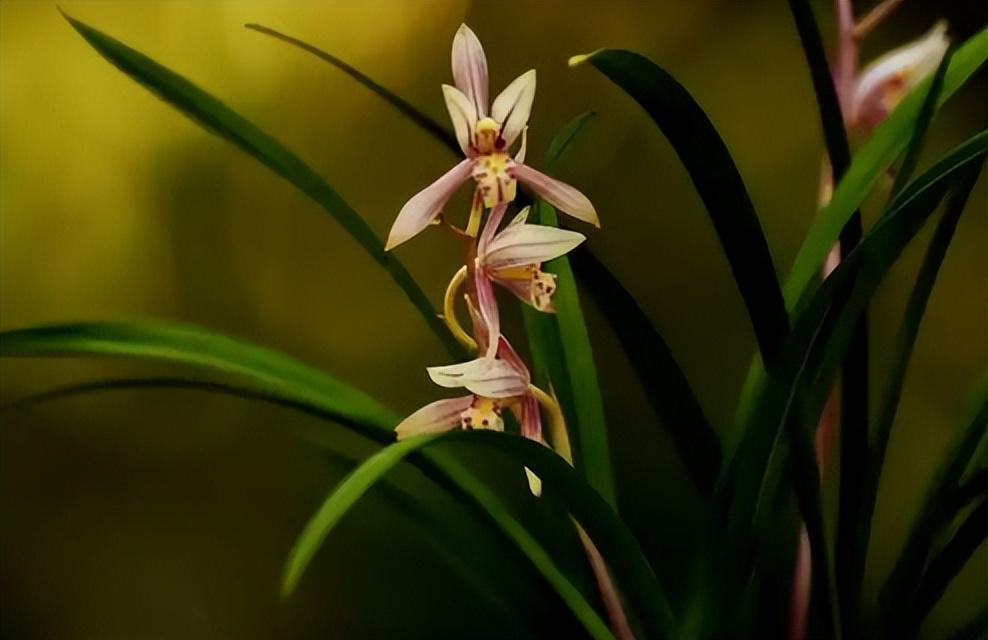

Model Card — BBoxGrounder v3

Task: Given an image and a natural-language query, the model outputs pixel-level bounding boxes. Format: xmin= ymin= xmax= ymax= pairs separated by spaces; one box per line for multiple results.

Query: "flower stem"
xmin=443 ymin=266 xmax=478 ymax=352
xmin=530 ymin=384 xmax=637 ymax=640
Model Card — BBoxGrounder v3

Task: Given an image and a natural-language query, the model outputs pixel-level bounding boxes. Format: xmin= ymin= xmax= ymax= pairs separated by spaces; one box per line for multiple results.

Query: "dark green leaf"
xmin=571 ymin=48 xmax=789 ymax=365
xmin=244 ymin=23 xmax=460 ymax=155
xmin=545 ymin=111 xmax=596 ymax=169
xmin=781 ymin=27 xmax=988 ymax=309
xmin=285 ymin=430 xmax=675 ymax=640
xmin=850 ymin=160 xmax=975 ymax=625
xmin=570 ymin=248 xmax=722 ymax=493
xmin=726 ymin=133 xmax=986 ymax=635
xmin=61 ymin=13 xmax=463 ymax=358
xmin=879 ymin=373 xmax=988 ymax=638
xmin=946 ymin=605 xmax=988 ymax=640
xmin=890 ymin=50 xmax=952 ymax=198
xmin=0 ymin=321 xmax=603 ymax=638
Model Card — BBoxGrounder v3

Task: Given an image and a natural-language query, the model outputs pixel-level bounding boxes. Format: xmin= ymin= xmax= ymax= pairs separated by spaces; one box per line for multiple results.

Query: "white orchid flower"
xmin=475 ymin=204 xmax=586 ymax=313
xmin=386 ymin=24 xmax=599 ymax=251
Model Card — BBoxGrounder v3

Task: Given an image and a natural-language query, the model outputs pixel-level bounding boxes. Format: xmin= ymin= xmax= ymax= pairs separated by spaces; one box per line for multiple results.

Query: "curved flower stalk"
xmin=385 ymin=24 xmax=599 ymax=251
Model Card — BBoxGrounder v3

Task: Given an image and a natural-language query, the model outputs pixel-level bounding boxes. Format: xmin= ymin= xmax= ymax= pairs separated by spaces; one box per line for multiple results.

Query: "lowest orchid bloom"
xmin=385 ymin=24 xmax=599 ymax=251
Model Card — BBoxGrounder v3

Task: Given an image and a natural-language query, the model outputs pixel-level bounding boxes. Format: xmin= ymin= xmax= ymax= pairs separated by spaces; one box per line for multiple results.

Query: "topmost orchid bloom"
xmin=386 ymin=24 xmax=599 ymax=251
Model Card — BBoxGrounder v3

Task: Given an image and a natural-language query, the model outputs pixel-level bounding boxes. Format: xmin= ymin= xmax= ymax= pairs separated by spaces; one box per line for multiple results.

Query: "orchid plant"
xmin=2 ymin=3 xmax=987 ymax=640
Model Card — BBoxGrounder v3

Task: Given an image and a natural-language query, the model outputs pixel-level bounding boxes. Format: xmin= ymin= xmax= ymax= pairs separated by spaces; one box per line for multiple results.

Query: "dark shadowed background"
xmin=1 ymin=0 xmax=986 ymax=638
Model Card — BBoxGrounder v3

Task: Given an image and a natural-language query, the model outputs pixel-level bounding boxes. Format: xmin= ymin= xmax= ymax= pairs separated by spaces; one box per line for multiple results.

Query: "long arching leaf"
xmin=244 ymin=23 xmax=460 ymax=155
xmin=570 ymin=48 xmax=789 ymax=365
xmin=61 ymin=13 xmax=463 ymax=358
xmin=0 ymin=322 xmax=606 ymax=639
xmin=285 ymin=430 xmax=676 ymax=640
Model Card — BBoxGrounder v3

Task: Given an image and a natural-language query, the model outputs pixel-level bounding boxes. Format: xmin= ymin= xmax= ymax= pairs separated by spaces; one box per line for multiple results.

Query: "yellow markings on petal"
xmin=460 ymin=396 xmax=505 ymax=431
xmin=471 ymin=151 xmax=518 ymax=208
xmin=474 ymin=117 xmax=501 ymax=154
xmin=531 ymin=270 xmax=558 ymax=311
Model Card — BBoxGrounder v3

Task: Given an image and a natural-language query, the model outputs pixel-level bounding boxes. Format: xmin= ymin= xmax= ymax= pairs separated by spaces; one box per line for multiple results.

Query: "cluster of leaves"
xmin=2 ymin=5 xmax=986 ymax=639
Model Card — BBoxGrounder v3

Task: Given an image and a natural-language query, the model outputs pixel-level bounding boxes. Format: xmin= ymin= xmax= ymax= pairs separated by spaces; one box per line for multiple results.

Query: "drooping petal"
xmin=451 ymin=24 xmax=489 ymax=116
xmin=481 ymin=223 xmax=586 ymax=270
xmin=442 ymin=84 xmax=479 ymax=155
xmin=509 ymin=163 xmax=599 ymax=226
xmin=474 ymin=268 xmax=500 ymax=357
xmin=515 ymin=394 xmax=544 ymax=496
xmin=488 ymin=266 xmax=558 ymax=312
xmin=386 ymin=158 xmax=474 ymax=250
xmin=427 ymin=356 xmax=529 ymax=398
xmin=514 ymin=126 xmax=528 ymax=164
xmin=491 ymin=69 xmax=536 ymax=147
xmin=851 ymin=21 xmax=949 ymax=129
xmin=395 ymin=396 xmax=474 ymax=439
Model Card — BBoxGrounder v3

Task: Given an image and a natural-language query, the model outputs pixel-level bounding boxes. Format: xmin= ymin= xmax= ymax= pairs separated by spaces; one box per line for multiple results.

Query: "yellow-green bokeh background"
xmin=1 ymin=1 xmax=985 ymax=637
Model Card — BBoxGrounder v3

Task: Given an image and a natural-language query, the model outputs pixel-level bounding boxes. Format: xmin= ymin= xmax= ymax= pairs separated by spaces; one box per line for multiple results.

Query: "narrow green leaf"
xmin=285 ymin=430 xmax=676 ymax=639
xmin=61 ymin=13 xmax=463 ymax=358
xmin=0 ymin=322 xmax=605 ymax=639
xmin=726 ymin=134 xmax=986 ymax=633
xmin=851 ymin=162 xmax=976 ymax=623
xmin=243 ymin=23 xmax=460 ymax=155
xmin=0 ymin=321 xmax=396 ymax=432
xmin=527 ymin=201 xmax=616 ymax=507
xmin=569 ymin=248 xmax=722 ymax=493
xmin=545 ymin=111 xmax=596 ymax=169
xmin=571 ymin=48 xmax=789 ymax=365
xmin=890 ymin=50 xmax=952 ymax=198
xmin=907 ymin=498 xmax=988 ymax=637
xmin=880 ymin=373 xmax=988 ymax=638
xmin=946 ymin=605 xmax=988 ymax=640
xmin=782 ymin=27 xmax=988 ymax=309
xmin=2 ymin=375 xmax=525 ymax=628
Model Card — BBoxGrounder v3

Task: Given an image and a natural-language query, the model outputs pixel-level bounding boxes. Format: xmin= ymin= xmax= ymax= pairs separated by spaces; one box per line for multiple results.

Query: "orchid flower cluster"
xmin=385 ymin=25 xmax=599 ymax=493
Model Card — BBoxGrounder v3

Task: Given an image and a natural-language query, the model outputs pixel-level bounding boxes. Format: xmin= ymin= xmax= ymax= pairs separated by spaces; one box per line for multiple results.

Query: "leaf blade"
xmin=571 ymin=48 xmax=789 ymax=365
xmin=62 ymin=13 xmax=463 ymax=358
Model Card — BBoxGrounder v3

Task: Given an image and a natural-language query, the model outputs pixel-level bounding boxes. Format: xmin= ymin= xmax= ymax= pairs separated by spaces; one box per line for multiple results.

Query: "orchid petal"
xmin=509 ymin=163 xmax=599 ymax=226
xmin=495 ymin=336 xmax=531 ymax=382
xmin=451 ymin=24 xmax=489 ymax=116
xmin=386 ymin=158 xmax=474 ymax=250
xmin=514 ymin=126 xmax=528 ymax=164
xmin=442 ymin=84 xmax=478 ymax=155
xmin=427 ymin=356 xmax=528 ymax=398
xmin=474 ymin=268 xmax=501 ymax=357
xmin=478 ymin=203 xmax=508 ymax=254
xmin=508 ymin=207 xmax=531 ymax=227
xmin=852 ymin=21 xmax=949 ymax=128
xmin=395 ymin=396 xmax=474 ymax=439
xmin=482 ymin=224 xmax=586 ymax=270
xmin=491 ymin=69 xmax=536 ymax=147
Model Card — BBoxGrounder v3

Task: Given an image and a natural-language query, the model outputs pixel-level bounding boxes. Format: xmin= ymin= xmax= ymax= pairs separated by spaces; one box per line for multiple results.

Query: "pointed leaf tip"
xmin=568 ymin=51 xmax=600 ymax=68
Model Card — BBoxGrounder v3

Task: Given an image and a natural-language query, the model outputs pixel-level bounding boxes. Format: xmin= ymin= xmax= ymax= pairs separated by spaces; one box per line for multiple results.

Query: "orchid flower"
xmin=385 ymin=24 xmax=599 ymax=251
xmin=394 ymin=335 xmax=546 ymax=493
xmin=475 ymin=204 xmax=586 ymax=314
xmin=832 ymin=0 xmax=949 ymax=131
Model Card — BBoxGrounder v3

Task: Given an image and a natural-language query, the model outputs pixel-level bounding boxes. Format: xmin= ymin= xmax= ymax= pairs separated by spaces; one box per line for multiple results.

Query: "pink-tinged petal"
xmin=395 ymin=396 xmax=474 ymax=439
xmin=465 ymin=294 xmax=491 ymax=355
xmin=386 ymin=158 xmax=474 ymax=251
xmin=510 ymin=163 xmax=599 ymax=227
xmin=514 ymin=126 xmax=529 ymax=164
xmin=495 ymin=336 xmax=531 ymax=382
xmin=442 ymin=84 xmax=478 ymax=155
xmin=491 ymin=69 xmax=536 ymax=147
xmin=833 ymin=0 xmax=858 ymax=116
xmin=482 ymin=223 xmax=586 ymax=270
xmin=488 ymin=272 xmax=541 ymax=310
xmin=478 ymin=203 xmax=508 ymax=254
xmin=514 ymin=394 xmax=544 ymax=496
xmin=451 ymin=24 xmax=489 ymax=116
xmin=427 ymin=356 xmax=528 ymax=398
xmin=474 ymin=269 xmax=500 ymax=358
xmin=851 ymin=21 xmax=949 ymax=129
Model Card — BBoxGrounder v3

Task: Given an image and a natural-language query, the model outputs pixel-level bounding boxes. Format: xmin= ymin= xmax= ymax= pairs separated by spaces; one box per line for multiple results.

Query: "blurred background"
xmin=1 ymin=1 xmax=985 ymax=638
